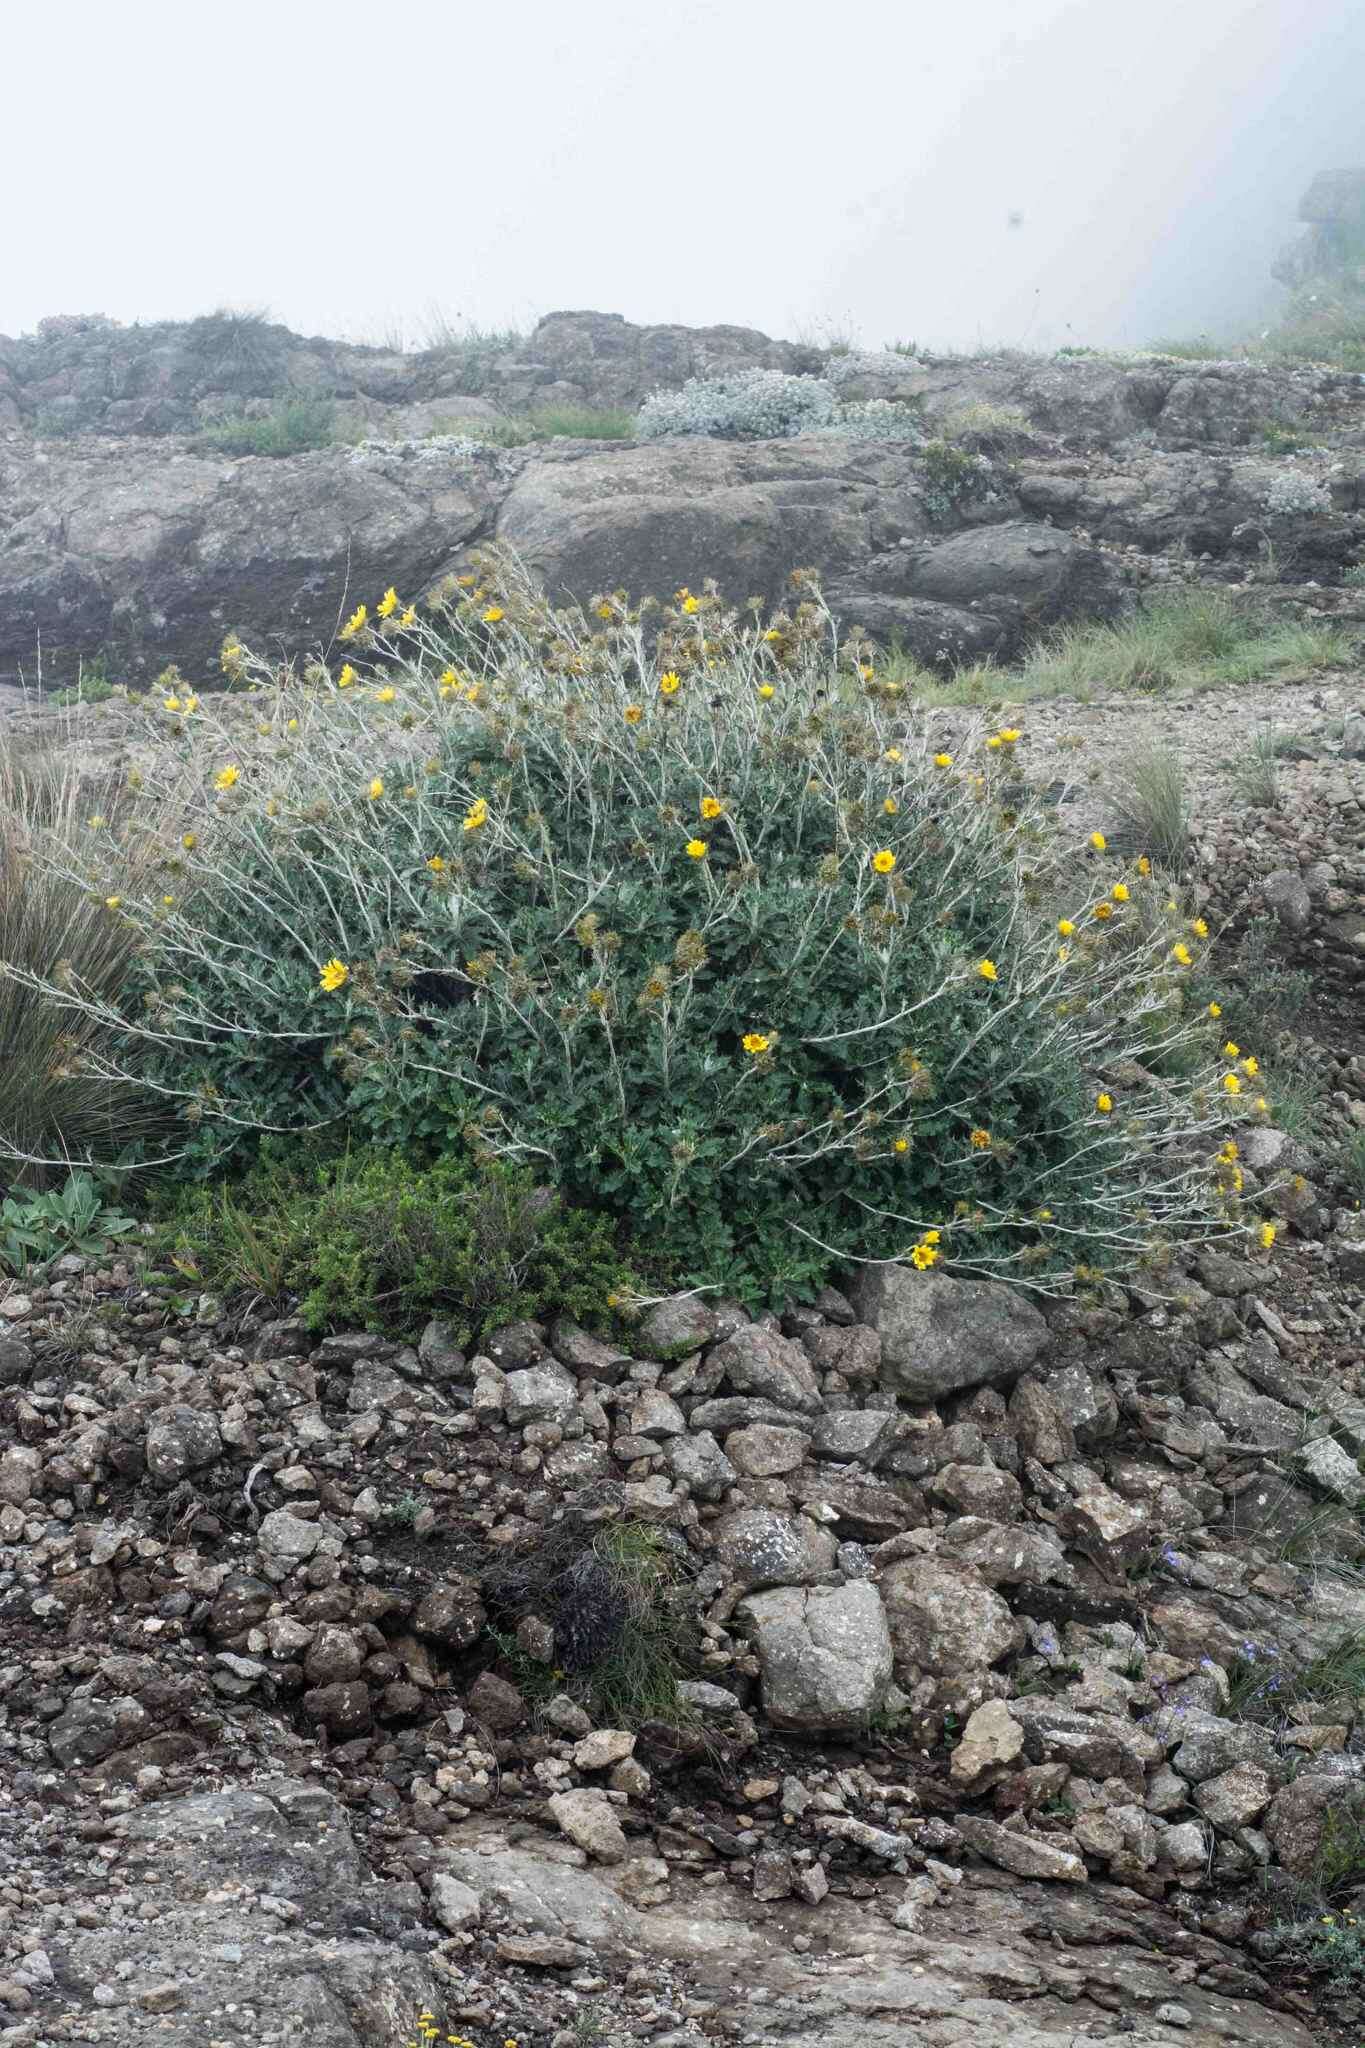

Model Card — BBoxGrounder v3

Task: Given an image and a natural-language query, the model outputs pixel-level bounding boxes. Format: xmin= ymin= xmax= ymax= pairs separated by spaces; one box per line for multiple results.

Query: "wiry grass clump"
xmin=10 ymin=560 xmax=1285 ymax=1306
xmin=485 ymin=1518 xmax=696 ymax=1727
xmin=1109 ymin=742 xmax=1189 ymax=873
xmin=0 ymin=740 xmax=174 ymax=1188
xmin=419 ymin=316 xmax=525 ymax=392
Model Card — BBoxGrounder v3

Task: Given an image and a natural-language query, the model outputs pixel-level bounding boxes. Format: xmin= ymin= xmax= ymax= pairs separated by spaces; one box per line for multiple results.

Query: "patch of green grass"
xmin=1011 ymin=592 xmax=1353 ymax=702
xmin=1263 ymin=1061 xmax=1331 ymax=1145
xmin=890 ymin=591 xmax=1353 ymax=704
xmin=196 ymin=396 xmax=338 ymax=457
xmin=1260 ymin=303 xmax=1365 ymax=373
xmin=1147 ymin=334 xmax=1231 ymax=360
xmin=1343 ymin=1130 xmax=1365 ymax=1199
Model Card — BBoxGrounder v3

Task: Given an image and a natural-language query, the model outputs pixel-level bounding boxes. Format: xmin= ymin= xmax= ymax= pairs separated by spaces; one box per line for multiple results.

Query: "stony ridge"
xmin=3 ymin=316 xmax=1365 ymax=682
xmin=2 ymin=1175 xmax=1365 ymax=2043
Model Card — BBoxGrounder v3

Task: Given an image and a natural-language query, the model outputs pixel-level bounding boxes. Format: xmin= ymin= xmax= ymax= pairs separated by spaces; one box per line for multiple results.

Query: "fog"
xmin=8 ymin=0 xmax=1365 ymax=352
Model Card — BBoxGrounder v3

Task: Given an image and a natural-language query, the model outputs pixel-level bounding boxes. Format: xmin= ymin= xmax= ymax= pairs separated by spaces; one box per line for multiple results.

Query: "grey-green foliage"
xmin=1261 ymin=470 xmax=1331 ymax=519
xmin=637 ymin=368 xmax=839 ymax=440
xmin=636 ymin=369 xmax=926 ymax=444
xmin=813 ymin=398 xmax=925 ymax=442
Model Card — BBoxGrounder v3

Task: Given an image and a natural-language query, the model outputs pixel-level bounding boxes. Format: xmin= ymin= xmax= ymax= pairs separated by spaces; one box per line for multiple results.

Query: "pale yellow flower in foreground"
xmin=319 ymin=958 xmax=349 ymax=992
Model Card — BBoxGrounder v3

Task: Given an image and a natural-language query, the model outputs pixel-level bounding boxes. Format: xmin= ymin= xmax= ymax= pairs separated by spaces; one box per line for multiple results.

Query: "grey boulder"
xmin=738 ymin=1582 xmax=893 ymax=1731
xmin=849 ymin=1266 xmax=1048 ymax=1404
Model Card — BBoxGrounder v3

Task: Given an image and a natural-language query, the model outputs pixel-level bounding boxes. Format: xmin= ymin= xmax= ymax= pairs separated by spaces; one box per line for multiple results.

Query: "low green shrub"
xmin=917 ymin=439 xmax=990 ymax=519
xmin=1147 ymin=334 xmax=1230 ymax=361
xmin=1273 ymin=1911 xmax=1365 ymax=1991
xmin=160 ymin=1145 xmax=642 ymax=1336
xmin=23 ymin=561 xmax=1277 ymax=1306
xmin=1260 ymin=300 xmax=1365 ymax=373
xmin=196 ymin=396 xmax=338 ymax=457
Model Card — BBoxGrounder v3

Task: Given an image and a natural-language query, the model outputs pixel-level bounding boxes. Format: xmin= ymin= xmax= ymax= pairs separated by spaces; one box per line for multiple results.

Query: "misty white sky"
xmin=8 ymin=0 xmax=1364 ymax=352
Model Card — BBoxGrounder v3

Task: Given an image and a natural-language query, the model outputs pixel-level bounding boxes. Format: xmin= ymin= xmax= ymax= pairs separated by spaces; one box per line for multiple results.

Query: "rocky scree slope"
xmin=3 ymin=311 xmax=1365 ymax=679
xmin=2 ymin=1195 xmax=1365 ymax=2045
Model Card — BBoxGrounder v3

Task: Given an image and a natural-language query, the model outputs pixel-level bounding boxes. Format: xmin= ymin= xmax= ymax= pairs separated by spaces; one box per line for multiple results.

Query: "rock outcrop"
xmin=2 ymin=307 xmax=1364 ymax=682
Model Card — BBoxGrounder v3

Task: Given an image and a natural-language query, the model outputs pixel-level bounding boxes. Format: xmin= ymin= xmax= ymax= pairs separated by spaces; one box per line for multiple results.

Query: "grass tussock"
xmin=1108 ymin=742 xmax=1189 ymax=873
xmin=485 ymin=1518 xmax=697 ymax=1728
xmin=0 ymin=738 xmax=175 ymax=1189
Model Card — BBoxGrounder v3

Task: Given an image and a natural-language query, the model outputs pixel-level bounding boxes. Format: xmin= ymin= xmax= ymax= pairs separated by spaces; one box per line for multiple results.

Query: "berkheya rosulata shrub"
xmin=19 ymin=556 xmax=1282 ymax=1307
